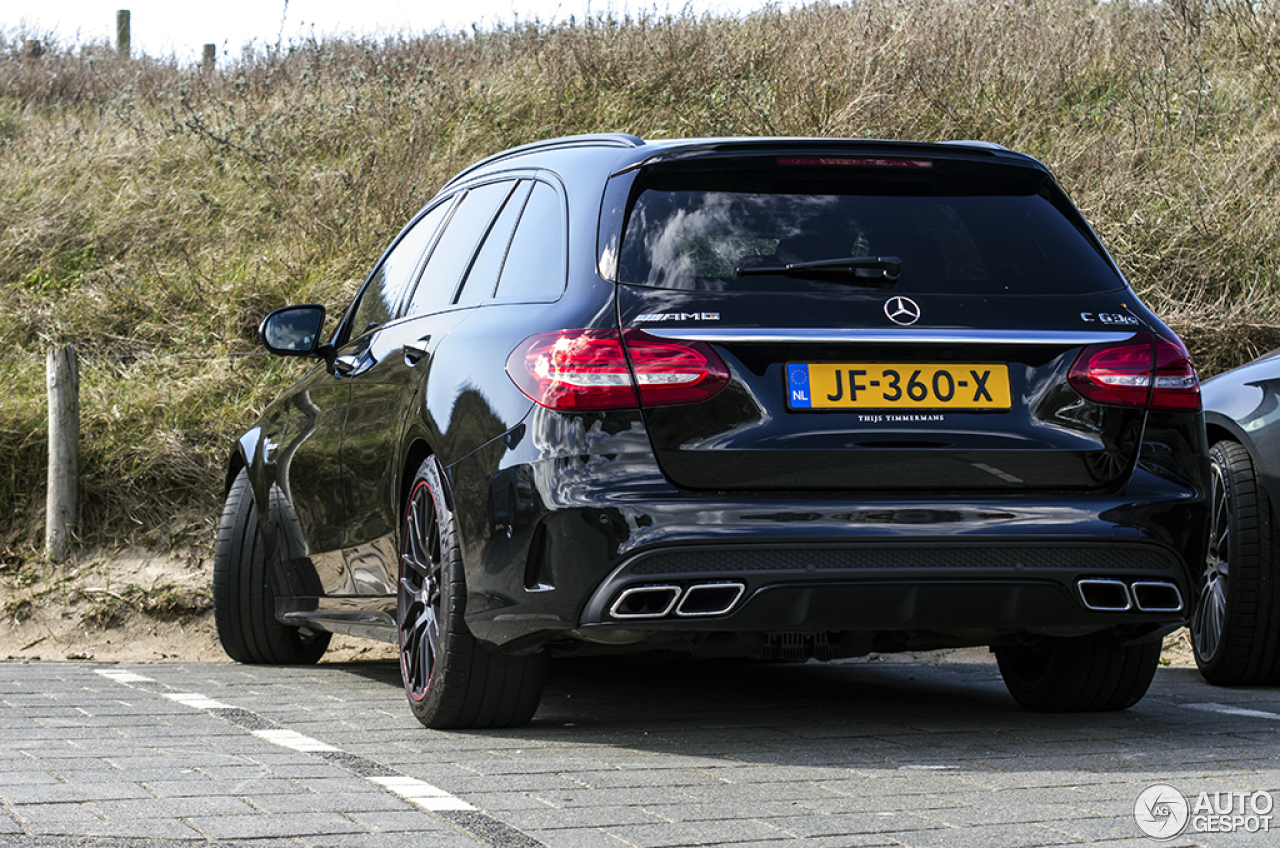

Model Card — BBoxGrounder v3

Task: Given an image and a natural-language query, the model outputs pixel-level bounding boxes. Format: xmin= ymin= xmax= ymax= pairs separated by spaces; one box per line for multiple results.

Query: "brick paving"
xmin=1 ymin=655 xmax=1278 ymax=847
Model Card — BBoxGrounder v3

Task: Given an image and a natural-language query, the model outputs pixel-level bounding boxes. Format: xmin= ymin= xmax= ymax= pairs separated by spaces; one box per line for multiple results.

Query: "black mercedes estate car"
xmin=215 ymin=135 xmax=1210 ymax=728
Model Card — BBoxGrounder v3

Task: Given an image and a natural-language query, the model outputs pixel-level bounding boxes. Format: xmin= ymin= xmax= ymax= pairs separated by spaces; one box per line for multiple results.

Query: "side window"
xmin=455 ymin=181 xmax=532 ymax=306
xmin=494 ymin=181 xmax=566 ymax=302
xmin=404 ymin=181 xmax=515 ymax=318
xmin=348 ymin=199 xmax=452 ymax=341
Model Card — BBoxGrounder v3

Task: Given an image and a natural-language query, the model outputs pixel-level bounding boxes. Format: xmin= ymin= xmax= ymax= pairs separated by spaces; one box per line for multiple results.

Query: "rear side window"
xmin=494 ymin=181 xmax=566 ymax=302
xmin=616 ymin=165 xmax=1123 ymax=295
xmin=456 ymin=181 xmax=533 ymax=306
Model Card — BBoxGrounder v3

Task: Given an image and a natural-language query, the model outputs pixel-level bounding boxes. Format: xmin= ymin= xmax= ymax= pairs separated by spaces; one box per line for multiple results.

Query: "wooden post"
xmin=116 ymin=10 xmax=131 ymax=59
xmin=203 ymin=44 xmax=216 ymax=73
xmin=46 ymin=345 xmax=79 ymax=563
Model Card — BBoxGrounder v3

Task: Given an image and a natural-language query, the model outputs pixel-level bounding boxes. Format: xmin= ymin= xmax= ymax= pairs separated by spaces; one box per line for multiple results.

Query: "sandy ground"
xmin=0 ymin=548 xmax=1198 ymax=669
xmin=0 ymin=548 xmax=395 ymax=664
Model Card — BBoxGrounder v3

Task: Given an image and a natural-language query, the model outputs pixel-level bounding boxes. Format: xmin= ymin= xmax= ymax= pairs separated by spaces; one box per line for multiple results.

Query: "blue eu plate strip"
xmin=786 ymin=363 xmax=812 ymax=409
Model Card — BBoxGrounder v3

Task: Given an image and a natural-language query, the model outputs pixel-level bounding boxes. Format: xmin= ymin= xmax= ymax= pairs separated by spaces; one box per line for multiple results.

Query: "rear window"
xmin=615 ymin=165 xmax=1124 ymax=295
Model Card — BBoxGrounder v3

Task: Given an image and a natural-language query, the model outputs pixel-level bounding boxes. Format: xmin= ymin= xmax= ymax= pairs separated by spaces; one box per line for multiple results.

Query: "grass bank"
xmin=2 ymin=0 xmax=1278 ymax=560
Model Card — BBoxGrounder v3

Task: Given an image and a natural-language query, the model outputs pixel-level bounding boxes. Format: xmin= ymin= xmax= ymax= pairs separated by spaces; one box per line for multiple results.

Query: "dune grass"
xmin=1 ymin=0 xmax=1278 ymax=559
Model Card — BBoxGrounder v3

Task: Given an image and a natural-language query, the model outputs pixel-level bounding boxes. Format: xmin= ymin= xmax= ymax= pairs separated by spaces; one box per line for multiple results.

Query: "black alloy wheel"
xmin=1191 ymin=441 xmax=1280 ymax=685
xmin=397 ymin=457 xmax=547 ymax=729
xmin=399 ymin=468 xmax=444 ymax=705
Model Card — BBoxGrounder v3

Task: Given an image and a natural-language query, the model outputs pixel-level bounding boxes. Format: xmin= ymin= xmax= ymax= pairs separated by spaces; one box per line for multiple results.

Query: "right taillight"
xmin=1068 ymin=332 xmax=1201 ymax=412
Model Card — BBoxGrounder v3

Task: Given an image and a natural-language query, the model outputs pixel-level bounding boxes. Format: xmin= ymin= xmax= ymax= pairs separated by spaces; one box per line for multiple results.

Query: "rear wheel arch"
xmin=1204 ymin=422 xmax=1235 ymax=448
xmin=396 ymin=455 xmax=547 ymax=728
xmin=399 ymin=440 xmax=437 ymax=528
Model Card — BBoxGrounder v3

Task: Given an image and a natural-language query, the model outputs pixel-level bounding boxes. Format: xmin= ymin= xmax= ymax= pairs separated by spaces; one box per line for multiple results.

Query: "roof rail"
xmin=940 ymin=139 xmax=1010 ymax=151
xmin=442 ymin=133 xmax=645 ymax=188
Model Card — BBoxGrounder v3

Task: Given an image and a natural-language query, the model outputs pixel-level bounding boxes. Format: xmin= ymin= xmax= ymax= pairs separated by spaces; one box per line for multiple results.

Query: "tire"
xmin=994 ymin=631 xmax=1161 ymax=712
xmin=213 ymin=468 xmax=331 ymax=664
xmin=1191 ymin=440 xmax=1280 ymax=685
xmin=398 ymin=457 xmax=547 ymax=729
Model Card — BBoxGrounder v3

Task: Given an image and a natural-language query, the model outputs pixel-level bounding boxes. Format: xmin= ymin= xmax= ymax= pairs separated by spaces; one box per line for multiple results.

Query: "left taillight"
xmin=506 ymin=329 xmax=730 ymax=411
xmin=1068 ymin=332 xmax=1201 ymax=412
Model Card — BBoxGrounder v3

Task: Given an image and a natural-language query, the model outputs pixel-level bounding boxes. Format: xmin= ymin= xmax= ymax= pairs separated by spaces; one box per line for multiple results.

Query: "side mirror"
xmin=259 ymin=304 xmax=327 ymax=357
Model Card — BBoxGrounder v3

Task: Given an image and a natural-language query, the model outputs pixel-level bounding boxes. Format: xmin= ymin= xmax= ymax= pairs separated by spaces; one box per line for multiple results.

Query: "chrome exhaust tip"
xmin=1131 ymin=581 xmax=1184 ymax=613
xmin=1077 ymin=579 xmax=1132 ymax=612
xmin=676 ymin=582 xmax=746 ymax=617
xmin=609 ymin=585 xmax=681 ymax=619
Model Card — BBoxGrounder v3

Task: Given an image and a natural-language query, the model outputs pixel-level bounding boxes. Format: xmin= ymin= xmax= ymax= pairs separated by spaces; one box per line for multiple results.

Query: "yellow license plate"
xmin=786 ymin=363 xmax=1011 ymax=410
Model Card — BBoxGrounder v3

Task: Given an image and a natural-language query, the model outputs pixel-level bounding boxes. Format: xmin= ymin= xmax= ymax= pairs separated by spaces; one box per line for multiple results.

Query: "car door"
xmin=337 ymin=179 xmax=523 ymax=594
xmin=257 ymin=356 xmax=350 ymax=598
xmin=291 ymin=197 xmax=456 ymax=596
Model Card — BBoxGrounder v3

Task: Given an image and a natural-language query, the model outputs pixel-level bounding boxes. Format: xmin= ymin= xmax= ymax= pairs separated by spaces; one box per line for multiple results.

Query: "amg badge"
xmin=635 ymin=312 xmax=721 ymax=323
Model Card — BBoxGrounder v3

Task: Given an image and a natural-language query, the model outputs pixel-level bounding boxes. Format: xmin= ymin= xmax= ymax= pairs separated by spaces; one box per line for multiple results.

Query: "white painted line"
xmin=1184 ymin=702 xmax=1280 ymax=721
xmin=371 ymin=775 xmax=451 ymax=796
xmin=413 ymin=796 xmax=479 ymax=812
xmin=95 ymin=669 xmax=155 ymax=683
xmin=253 ymin=729 xmax=340 ymax=752
xmin=164 ymin=693 xmax=233 ymax=710
xmin=95 ymin=673 xmax=478 ymax=815
xmin=371 ymin=775 xmax=476 ymax=811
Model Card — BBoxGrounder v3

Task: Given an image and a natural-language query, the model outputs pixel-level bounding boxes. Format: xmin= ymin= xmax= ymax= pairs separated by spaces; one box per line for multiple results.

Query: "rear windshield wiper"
xmin=735 ymin=256 xmax=902 ymax=287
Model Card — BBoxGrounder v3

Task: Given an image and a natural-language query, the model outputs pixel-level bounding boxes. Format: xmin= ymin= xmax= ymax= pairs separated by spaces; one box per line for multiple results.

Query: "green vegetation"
xmin=1 ymin=0 xmax=1278 ymax=559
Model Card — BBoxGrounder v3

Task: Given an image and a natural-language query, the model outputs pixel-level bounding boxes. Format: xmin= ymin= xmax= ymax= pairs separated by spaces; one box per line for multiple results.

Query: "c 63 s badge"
xmin=1081 ymin=311 xmax=1140 ymax=326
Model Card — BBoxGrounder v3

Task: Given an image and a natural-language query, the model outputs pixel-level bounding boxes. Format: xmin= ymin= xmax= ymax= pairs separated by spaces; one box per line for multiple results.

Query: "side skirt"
xmin=278 ymin=596 xmax=397 ymax=644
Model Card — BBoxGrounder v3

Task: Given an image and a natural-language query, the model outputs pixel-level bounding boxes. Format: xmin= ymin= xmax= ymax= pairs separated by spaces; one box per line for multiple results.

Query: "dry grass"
xmin=2 ymin=0 xmax=1279 ymax=558
xmin=80 ymin=581 xmax=212 ymax=627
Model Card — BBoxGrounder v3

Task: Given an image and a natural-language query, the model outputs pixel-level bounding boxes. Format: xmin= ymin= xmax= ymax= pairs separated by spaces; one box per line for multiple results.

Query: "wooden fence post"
xmin=46 ymin=345 xmax=79 ymax=563
xmin=116 ymin=10 xmax=131 ymax=59
xmin=203 ymin=44 xmax=217 ymax=73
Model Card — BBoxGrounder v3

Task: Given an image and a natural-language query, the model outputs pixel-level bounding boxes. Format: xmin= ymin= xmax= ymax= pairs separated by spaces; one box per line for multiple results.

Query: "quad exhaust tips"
xmin=609 ymin=582 xmax=747 ymax=620
xmin=1076 ymin=578 xmax=1183 ymax=613
xmin=608 ymin=577 xmax=1183 ymax=620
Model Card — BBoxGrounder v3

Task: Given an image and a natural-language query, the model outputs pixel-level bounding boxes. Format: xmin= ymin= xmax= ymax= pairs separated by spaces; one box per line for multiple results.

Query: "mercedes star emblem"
xmin=884 ymin=296 xmax=921 ymax=326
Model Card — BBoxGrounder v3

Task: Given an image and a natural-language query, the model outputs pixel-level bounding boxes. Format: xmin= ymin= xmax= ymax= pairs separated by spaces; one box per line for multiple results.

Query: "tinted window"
xmin=494 ymin=182 xmax=566 ymax=302
xmin=616 ymin=169 xmax=1123 ymax=295
xmin=405 ymin=181 xmax=514 ymax=317
xmin=456 ymin=181 xmax=532 ymax=306
xmin=349 ymin=199 xmax=452 ymax=339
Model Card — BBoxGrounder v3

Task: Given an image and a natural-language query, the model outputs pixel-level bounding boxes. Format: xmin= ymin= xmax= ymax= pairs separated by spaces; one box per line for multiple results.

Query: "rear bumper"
xmin=453 ymin=410 xmax=1207 ymax=651
xmin=578 ymin=539 xmax=1191 ymax=633
xmin=461 ymin=478 xmax=1204 ymax=649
